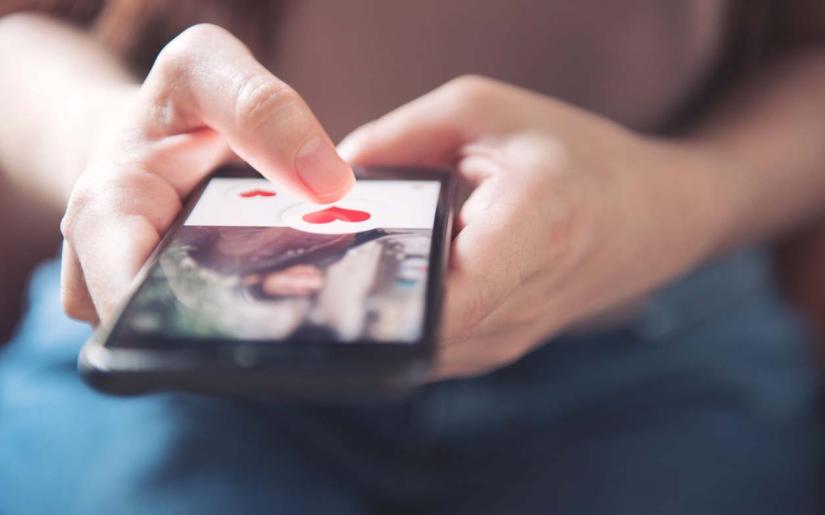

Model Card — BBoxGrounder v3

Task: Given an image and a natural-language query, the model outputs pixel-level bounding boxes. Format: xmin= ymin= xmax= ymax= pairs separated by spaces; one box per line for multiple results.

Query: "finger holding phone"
xmin=339 ymin=76 xmax=731 ymax=379
xmin=65 ymin=25 xmax=453 ymax=395
xmin=60 ymin=23 xmax=355 ymax=324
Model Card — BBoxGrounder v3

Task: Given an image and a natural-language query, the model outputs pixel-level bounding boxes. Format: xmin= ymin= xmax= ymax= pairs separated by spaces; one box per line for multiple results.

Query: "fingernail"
xmin=295 ymin=135 xmax=355 ymax=202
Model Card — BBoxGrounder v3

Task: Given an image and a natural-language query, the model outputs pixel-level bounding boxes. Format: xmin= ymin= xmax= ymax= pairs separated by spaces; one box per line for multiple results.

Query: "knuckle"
xmin=153 ymin=24 xmax=230 ymax=81
xmin=448 ymin=74 xmax=491 ymax=91
xmin=154 ymin=42 xmax=191 ymax=80
xmin=59 ymin=214 xmax=73 ymax=240
xmin=175 ymin=23 xmax=230 ymax=44
xmin=443 ymin=74 xmax=497 ymax=107
xmin=233 ymin=74 xmax=300 ymax=130
xmin=61 ymin=183 xmax=96 ymax=240
xmin=165 ymin=23 xmax=228 ymax=58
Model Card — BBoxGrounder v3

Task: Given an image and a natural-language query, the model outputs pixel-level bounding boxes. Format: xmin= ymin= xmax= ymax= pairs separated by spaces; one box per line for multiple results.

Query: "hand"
xmin=60 ymin=24 xmax=354 ymax=323
xmin=339 ymin=76 xmax=729 ymax=379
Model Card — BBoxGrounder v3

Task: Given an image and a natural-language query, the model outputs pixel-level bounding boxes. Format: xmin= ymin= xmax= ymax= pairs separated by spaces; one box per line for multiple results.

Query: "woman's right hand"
xmin=60 ymin=24 xmax=354 ymax=323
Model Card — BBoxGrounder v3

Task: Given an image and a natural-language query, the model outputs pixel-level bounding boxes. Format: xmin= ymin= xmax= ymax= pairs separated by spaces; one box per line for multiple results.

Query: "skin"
xmin=337 ymin=61 xmax=825 ymax=378
xmin=2 ymin=13 xmax=825 ymax=379
xmin=338 ymin=80 xmax=725 ymax=377
xmin=1 ymin=18 xmax=355 ymax=323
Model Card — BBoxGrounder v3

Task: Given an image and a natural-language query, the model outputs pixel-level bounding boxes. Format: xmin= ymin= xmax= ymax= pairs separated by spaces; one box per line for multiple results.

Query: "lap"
xmin=0 ymin=261 xmax=369 ymax=515
xmin=412 ymin=252 xmax=822 ymax=514
xmin=1 ymin=252 xmax=822 ymax=514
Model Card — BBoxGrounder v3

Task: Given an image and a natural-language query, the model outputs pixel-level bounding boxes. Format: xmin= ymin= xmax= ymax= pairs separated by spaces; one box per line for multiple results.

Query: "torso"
xmin=134 ymin=0 xmax=729 ymax=138
xmin=265 ymin=0 xmax=728 ymax=138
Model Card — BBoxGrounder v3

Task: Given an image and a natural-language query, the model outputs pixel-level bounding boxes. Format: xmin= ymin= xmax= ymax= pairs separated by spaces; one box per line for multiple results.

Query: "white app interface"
xmin=186 ymin=178 xmax=441 ymax=233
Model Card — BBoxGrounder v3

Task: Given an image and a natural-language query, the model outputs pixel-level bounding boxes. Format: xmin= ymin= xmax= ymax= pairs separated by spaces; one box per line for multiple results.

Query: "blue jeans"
xmin=1 ymin=251 xmax=822 ymax=515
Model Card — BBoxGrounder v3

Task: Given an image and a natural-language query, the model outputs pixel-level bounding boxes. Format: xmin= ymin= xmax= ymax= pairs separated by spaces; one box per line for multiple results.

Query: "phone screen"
xmin=112 ymin=175 xmax=443 ymax=345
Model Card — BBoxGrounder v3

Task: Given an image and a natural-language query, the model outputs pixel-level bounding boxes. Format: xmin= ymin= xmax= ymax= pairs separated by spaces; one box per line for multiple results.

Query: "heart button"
xmin=302 ymin=206 xmax=371 ymax=224
xmin=239 ymin=188 xmax=277 ymax=198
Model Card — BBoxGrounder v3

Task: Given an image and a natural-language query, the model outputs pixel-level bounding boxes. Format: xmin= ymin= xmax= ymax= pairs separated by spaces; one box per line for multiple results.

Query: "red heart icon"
xmin=302 ymin=206 xmax=371 ymax=224
xmin=239 ymin=188 xmax=277 ymax=198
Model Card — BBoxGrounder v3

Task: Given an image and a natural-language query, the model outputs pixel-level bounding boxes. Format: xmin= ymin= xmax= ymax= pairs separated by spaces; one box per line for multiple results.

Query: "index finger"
xmin=142 ymin=24 xmax=354 ymax=202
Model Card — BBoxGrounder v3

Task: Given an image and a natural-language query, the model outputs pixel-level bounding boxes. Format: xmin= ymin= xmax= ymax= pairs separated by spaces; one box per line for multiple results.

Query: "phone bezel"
xmin=80 ymin=164 xmax=454 ymax=382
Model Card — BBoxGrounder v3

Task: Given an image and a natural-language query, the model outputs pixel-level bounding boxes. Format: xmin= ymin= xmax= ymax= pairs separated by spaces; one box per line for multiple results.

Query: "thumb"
xmin=338 ymin=76 xmax=510 ymax=167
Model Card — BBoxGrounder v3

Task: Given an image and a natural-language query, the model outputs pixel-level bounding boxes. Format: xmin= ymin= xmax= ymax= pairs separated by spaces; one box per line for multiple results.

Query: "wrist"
xmin=667 ymin=136 xmax=756 ymax=256
xmin=633 ymin=137 xmax=740 ymax=276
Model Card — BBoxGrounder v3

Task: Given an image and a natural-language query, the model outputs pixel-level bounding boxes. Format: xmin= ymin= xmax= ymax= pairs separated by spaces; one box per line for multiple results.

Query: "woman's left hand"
xmin=339 ymin=76 xmax=731 ymax=379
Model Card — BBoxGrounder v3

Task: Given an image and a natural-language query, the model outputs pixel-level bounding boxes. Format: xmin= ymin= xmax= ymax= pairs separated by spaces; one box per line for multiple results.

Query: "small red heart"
xmin=239 ymin=188 xmax=277 ymax=198
xmin=302 ymin=206 xmax=371 ymax=224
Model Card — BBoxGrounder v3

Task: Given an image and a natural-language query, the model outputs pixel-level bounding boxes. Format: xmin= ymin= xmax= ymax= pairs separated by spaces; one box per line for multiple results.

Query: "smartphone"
xmin=78 ymin=164 xmax=454 ymax=398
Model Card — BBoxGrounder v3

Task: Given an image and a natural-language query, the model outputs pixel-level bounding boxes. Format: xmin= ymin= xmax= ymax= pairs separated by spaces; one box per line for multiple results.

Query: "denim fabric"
xmin=1 ymin=251 xmax=822 ymax=515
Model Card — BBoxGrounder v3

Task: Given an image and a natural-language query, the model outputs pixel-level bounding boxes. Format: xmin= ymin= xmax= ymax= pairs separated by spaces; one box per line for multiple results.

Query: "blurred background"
xmin=0 ymin=173 xmax=61 ymax=342
xmin=1 ymin=2 xmax=825 ymax=514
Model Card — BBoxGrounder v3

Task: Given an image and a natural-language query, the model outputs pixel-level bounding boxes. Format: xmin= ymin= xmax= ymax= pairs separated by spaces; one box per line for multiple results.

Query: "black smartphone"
xmin=78 ymin=164 xmax=454 ymax=398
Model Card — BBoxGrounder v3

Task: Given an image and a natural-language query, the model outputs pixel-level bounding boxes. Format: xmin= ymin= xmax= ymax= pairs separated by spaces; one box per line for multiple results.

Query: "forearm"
xmin=686 ymin=49 xmax=825 ymax=253
xmin=0 ymin=12 xmax=137 ymax=209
